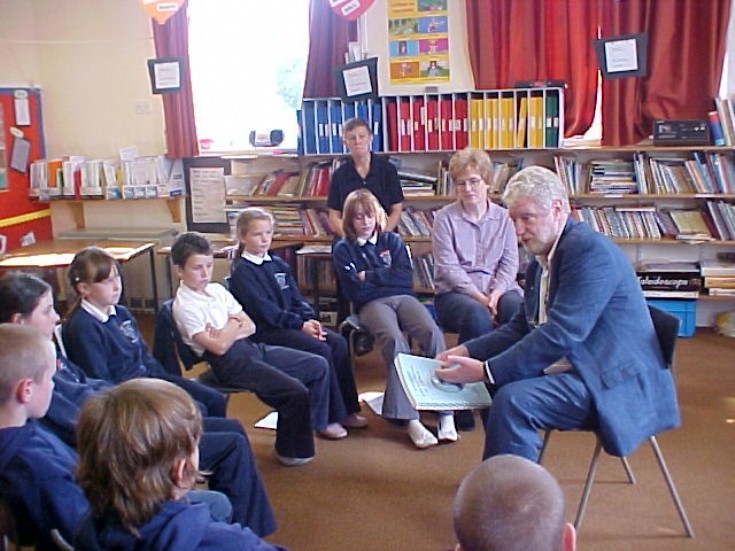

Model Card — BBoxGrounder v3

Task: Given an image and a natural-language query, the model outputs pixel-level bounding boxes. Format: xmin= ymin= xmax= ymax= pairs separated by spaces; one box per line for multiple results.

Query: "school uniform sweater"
xmin=230 ymin=255 xmax=314 ymax=332
xmin=62 ymin=305 xmax=165 ymax=383
xmin=0 ymin=421 xmax=88 ymax=550
xmin=43 ymin=351 xmax=111 ymax=447
xmin=332 ymin=231 xmax=414 ymax=312
xmin=74 ymin=501 xmax=286 ymax=551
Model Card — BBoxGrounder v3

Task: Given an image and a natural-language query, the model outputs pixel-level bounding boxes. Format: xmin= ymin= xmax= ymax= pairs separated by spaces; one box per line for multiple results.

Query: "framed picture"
xmin=593 ymin=33 xmax=648 ymax=79
xmin=147 ymin=57 xmax=184 ymax=94
xmin=333 ymin=57 xmax=379 ymax=103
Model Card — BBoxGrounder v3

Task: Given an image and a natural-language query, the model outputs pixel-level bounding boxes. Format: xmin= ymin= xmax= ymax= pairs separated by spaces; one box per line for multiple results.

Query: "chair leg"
xmin=620 ymin=456 xmax=636 ymax=484
xmin=574 ymin=438 xmax=603 ymax=530
xmin=537 ymin=430 xmax=553 ymax=464
xmin=648 ymin=436 xmax=695 ymax=537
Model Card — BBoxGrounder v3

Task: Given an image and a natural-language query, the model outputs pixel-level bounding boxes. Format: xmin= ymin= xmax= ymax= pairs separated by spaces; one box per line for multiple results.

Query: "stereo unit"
xmin=652 ymin=120 xmax=710 ymax=146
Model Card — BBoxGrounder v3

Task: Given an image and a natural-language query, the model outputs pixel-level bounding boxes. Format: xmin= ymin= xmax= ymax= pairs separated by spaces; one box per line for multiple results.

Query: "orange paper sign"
xmin=140 ymin=0 xmax=184 ymax=25
xmin=328 ymin=0 xmax=375 ymax=21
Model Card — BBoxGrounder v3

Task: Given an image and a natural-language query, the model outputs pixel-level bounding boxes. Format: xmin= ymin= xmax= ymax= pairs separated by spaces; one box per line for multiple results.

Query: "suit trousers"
xmin=358 ymin=295 xmax=445 ymax=420
xmin=204 ymin=339 xmax=330 ymax=459
xmin=200 ymin=417 xmax=276 ymax=537
xmin=483 ymin=371 xmax=596 ymax=461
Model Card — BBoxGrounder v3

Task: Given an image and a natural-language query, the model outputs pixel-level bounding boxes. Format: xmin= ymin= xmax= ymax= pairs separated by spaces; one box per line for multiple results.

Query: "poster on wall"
xmin=388 ymin=0 xmax=449 ymax=85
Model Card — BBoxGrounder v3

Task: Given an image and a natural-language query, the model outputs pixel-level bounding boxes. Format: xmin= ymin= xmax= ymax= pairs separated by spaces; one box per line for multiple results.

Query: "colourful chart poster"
xmin=388 ymin=0 xmax=449 ymax=85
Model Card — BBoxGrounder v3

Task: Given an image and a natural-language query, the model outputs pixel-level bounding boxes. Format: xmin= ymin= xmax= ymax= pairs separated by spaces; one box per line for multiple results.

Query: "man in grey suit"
xmin=437 ymin=166 xmax=680 ymax=461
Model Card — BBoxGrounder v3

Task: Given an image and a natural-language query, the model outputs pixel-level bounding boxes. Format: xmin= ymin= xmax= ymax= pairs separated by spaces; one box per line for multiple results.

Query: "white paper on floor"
xmin=358 ymin=391 xmax=384 ymax=416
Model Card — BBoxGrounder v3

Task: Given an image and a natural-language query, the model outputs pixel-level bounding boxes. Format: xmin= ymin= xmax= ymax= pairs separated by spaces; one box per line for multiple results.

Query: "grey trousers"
xmin=358 ymin=295 xmax=446 ymax=419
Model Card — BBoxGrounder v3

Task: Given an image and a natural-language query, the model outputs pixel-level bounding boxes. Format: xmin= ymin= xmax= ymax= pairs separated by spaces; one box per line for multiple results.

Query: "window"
xmin=187 ymin=0 xmax=310 ymax=153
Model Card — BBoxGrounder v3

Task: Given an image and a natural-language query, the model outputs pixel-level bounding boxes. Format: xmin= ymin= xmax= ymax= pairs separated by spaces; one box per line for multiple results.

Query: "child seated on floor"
xmin=171 ymin=231 xmax=347 ymax=467
xmin=230 ymin=207 xmax=366 ymax=430
xmin=62 ymin=246 xmax=228 ymax=419
xmin=333 ymin=189 xmax=457 ymax=449
xmin=74 ymin=378 xmax=287 ymax=550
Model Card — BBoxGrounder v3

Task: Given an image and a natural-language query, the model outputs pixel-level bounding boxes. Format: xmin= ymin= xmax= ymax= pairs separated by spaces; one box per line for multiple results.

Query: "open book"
xmin=395 ymin=353 xmax=492 ymax=411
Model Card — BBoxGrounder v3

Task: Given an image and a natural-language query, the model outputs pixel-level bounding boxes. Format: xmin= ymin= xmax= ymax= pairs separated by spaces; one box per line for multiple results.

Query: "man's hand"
xmin=356 ymin=271 xmax=366 ymax=281
xmin=436 ymin=345 xmax=469 ymax=363
xmin=435 ymin=355 xmax=485 ymax=384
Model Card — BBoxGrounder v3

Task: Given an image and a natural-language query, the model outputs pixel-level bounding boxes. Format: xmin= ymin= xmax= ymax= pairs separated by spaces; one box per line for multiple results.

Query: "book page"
xmin=395 ymin=353 xmax=492 ymax=411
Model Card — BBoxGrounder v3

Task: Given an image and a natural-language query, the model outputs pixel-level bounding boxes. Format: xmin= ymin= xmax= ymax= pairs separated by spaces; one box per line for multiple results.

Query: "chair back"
xmin=648 ymin=304 xmax=680 ymax=368
xmin=53 ymin=324 xmax=68 ymax=359
xmin=153 ymin=299 xmax=202 ymax=374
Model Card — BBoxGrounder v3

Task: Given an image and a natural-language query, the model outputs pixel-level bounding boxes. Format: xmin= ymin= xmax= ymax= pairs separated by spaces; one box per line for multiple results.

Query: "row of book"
xmin=555 ymin=151 xmax=735 ymax=195
xmin=710 ymin=96 xmax=735 ymax=146
xmin=570 ymin=202 xmax=735 ymax=242
xmin=226 ymin=206 xmax=336 ymax=239
xmin=637 ymin=256 xmax=735 ymax=298
xmin=224 ymin=159 xmax=342 ymax=199
xmin=28 ymin=156 xmax=185 ymax=200
xmin=297 ymin=87 xmax=564 ymax=155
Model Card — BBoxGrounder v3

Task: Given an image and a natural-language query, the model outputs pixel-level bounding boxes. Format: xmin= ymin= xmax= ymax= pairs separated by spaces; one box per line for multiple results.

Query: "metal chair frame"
xmin=538 ymin=305 xmax=694 ymax=537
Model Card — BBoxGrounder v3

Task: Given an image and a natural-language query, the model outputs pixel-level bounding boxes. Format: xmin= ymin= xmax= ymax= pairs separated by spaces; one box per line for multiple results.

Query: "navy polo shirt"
xmin=327 ymin=154 xmax=404 ymax=213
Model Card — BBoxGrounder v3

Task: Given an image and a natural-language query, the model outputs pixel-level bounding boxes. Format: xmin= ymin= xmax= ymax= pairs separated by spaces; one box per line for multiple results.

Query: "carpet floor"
xmin=143 ymin=317 xmax=734 ymax=551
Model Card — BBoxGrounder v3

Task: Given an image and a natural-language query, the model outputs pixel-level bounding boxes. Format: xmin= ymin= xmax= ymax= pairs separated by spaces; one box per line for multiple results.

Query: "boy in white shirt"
xmin=171 ymin=232 xmax=346 ymax=467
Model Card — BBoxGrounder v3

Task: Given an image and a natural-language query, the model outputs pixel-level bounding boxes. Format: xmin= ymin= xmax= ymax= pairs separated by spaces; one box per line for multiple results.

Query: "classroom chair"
xmin=538 ymin=305 xmax=694 ymax=537
xmin=152 ymin=299 xmax=243 ymax=394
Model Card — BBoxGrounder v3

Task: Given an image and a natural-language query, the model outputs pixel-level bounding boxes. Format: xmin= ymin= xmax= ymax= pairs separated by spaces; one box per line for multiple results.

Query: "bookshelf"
xmin=219 ymin=144 xmax=735 ymax=327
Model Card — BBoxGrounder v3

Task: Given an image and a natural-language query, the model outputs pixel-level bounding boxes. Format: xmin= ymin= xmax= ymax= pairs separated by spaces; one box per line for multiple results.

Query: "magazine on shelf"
xmin=395 ymin=353 xmax=492 ymax=411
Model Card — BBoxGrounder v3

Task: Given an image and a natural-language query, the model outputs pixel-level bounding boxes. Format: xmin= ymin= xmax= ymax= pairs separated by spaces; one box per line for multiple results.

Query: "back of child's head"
xmin=170 ymin=232 xmax=213 ymax=268
xmin=0 ymin=272 xmax=52 ymax=323
xmin=76 ymin=378 xmax=203 ymax=534
xmin=67 ymin=247 xmax=119 ymax=292
xmin=0 ymin=324 xmax=51 ymax=406
xmin=342 ymin=189 xmax=387 ymax=241
xmin=235 ymin=207 xmax=275 ymax=256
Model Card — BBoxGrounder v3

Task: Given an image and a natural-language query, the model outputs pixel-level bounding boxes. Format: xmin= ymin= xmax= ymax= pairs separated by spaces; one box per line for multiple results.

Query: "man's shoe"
xmin=455 ymin=410 xmax=476 ymax=431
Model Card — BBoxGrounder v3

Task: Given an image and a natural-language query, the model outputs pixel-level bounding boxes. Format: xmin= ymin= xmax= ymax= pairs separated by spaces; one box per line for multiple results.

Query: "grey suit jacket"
xmin=465 ymin=219 xmax=681 ymax=456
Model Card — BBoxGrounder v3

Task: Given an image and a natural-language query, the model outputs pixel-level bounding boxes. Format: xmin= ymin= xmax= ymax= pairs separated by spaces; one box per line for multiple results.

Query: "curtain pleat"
xmin=601 ymin=0 xmax=731 ymax=146
xmin=465 ymin=0 xmax=598 ymax=138
xmin=151 ymin=0 xmax=199 ymax=158
xmin=302 ymin=0 xmax=358 ymax=99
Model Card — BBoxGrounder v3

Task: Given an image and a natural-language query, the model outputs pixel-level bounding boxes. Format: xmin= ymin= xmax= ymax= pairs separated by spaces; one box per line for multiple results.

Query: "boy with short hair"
xmin=75 ymin=378 xmax=286 ymax=550
xmin=0 ymin=324 xmax=88 ymax=549
xmin=171 ymin=232 xmax=341 ymax=466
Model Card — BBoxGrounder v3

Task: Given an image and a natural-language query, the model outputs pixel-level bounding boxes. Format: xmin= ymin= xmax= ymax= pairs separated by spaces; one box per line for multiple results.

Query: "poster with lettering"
xmin=388 ymin=0 xmax=449 ymax=84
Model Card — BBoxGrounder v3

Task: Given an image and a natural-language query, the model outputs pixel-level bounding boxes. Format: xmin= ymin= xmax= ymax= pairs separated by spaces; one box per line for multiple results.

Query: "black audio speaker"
xmin=652 ymin=120 xmax=710 ymax=146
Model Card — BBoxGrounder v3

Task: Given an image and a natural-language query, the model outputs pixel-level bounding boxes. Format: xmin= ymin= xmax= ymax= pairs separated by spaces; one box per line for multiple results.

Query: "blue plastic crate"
xmin=646 ymin=299 xmax=696 ymax=337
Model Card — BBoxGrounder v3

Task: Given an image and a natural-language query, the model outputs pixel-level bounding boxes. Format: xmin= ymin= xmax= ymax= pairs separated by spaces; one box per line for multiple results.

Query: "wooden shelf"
xmin=45 ymin=196 xmax=183 ymax=229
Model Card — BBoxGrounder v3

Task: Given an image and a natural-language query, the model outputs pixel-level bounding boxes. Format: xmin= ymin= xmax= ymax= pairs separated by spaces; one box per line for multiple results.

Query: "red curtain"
xmin=151 ymin=1 xmax=199 ymax=158
xmin=302 ymin=0 xmax=357 ymax=99
xmin=601 ymin=0 xmax=731 ymax=146
xmin=465 ymin=0 xmax=599 ymax=137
